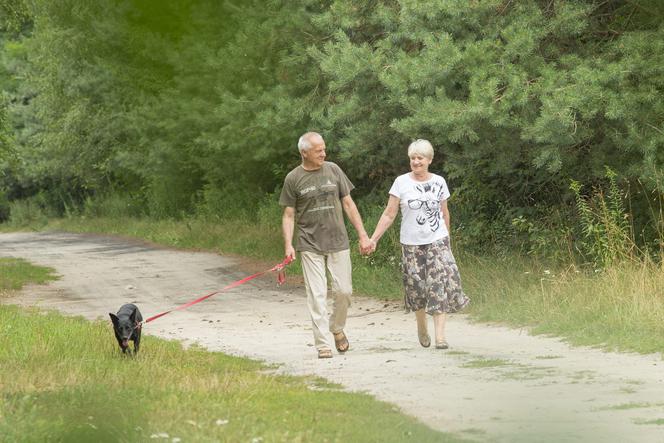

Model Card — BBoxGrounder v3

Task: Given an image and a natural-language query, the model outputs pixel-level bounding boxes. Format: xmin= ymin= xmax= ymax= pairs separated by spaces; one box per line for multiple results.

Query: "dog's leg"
xmin=110 ymin=313 xmax=124 ymax=352
xmin=134 ymin=332 xmax=141 ymax=354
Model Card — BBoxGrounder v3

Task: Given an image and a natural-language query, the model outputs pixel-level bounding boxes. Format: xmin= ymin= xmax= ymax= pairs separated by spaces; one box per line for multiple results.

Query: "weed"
xmin=570 ymin=167 xmax=634 ymax=269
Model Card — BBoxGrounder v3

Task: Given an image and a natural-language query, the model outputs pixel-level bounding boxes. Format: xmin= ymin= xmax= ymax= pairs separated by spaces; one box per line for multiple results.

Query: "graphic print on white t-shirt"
xmin=408 ymin=181 xmax=446 ymax=232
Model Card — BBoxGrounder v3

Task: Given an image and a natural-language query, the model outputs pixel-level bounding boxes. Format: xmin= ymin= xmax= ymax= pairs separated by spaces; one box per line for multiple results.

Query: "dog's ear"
xmin=129 ymin=307 xmax=137 ymax=323
xmin=109 ymin=313 xmax=119 ymax=326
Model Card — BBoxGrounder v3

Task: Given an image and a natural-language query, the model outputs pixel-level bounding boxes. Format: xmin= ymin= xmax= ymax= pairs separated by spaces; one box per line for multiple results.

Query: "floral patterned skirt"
xmin=401 ymin=236 xmax=470 ymax=314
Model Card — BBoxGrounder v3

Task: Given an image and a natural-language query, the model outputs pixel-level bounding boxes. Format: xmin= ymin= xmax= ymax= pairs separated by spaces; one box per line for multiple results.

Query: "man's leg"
xmin=300 ymin=251 xmax=333 ymax=351
xmin=327 ymin=249 xmax=352 ymax=336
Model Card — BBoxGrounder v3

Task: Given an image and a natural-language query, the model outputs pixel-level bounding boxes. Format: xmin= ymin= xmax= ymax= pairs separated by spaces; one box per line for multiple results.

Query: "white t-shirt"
xmin=388 ymin=173 xmax=451 ymax=245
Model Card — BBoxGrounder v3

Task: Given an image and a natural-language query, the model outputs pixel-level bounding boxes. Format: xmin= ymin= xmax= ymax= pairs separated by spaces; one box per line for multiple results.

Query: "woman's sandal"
xmin=318 ymin=348 xmax=333 ymax=359
xmin=418 ymin=332 xmax=431 ymax=348
xmin=333 ymin=331 xmax=349 ymax=353
xmin=435 ymin=340 xmax=449 ymax=350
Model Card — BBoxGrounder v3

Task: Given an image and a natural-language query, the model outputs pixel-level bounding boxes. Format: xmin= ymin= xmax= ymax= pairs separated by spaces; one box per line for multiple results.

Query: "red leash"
xmin=143 ymin=256 xmax=293 ymax=324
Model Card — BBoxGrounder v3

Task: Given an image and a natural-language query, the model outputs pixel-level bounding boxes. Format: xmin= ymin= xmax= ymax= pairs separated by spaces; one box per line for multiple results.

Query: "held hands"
xmin=359 ymin=236 xmax=377 ymax=255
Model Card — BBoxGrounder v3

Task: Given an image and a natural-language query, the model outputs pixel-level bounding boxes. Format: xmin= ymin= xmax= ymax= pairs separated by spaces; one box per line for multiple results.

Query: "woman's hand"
xmin=359 ymin=237 xmax=374 ymax=255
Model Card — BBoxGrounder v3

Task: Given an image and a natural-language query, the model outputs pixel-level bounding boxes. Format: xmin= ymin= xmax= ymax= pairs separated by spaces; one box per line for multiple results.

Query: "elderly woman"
xmin=369 ymin=139 xmax=469 ymax=349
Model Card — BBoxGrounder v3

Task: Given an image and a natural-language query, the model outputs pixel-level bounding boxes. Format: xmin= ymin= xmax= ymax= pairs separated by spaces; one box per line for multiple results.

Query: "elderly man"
xmin=280 ymin=131 xmax=372 ymax=359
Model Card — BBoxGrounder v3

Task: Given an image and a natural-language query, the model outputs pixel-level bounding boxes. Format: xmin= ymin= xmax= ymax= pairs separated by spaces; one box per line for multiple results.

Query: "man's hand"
xmin=285 ymin=244 xmax=296 ymax=261
xmin=359 ymin=237 xmax=375 ymax=255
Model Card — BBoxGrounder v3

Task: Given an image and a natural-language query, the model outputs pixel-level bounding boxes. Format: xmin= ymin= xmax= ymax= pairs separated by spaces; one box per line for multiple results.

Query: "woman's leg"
xmin=433 ymin=312 xmax=448 ymax=348
xmin=415 ymin=309 xmax=430 ymax=347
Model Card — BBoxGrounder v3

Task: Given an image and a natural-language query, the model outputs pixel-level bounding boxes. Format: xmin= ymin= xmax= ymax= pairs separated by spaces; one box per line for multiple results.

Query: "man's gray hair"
xmin=298 ymin=132 xmax=322 ymax=153
xmin=408 ymin=139 xmax=434 ymax=160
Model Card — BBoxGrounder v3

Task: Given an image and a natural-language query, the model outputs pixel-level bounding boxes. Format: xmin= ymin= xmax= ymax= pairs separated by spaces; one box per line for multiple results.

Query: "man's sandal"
xmin=333 ymin=331 xmax=349 ymax=353
xmin=318 ymin=348 xmax=333 ymax=359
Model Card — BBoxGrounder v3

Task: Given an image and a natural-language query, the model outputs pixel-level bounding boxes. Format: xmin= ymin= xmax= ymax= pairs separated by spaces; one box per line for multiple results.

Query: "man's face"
xmin=302 ymin=136 xmax=326 ymax=169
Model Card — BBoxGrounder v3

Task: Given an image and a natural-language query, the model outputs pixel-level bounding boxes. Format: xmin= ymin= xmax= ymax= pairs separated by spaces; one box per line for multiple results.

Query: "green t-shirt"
xmin=279 ymin=161 xmax=354 ymax=254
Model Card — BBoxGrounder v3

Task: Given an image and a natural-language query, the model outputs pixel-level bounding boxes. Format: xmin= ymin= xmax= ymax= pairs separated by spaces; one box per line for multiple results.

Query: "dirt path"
xmin=2 ymin=231 xmax=663 ymax=442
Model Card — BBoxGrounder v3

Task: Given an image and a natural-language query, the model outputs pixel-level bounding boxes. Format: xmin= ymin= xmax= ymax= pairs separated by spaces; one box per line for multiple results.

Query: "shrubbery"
xmin=1 ymin=1 xmax=663 ymax=262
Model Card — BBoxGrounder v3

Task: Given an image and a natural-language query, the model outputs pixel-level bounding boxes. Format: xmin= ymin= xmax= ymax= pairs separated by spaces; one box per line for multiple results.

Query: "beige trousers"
xmin=300 ymin=249 xmax=352 ymax=351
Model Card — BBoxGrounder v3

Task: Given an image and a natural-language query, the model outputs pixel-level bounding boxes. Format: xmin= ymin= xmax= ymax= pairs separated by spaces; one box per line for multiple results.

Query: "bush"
xmin=81 ymin=193 xmax=147 ymax=219
xmin=195 ymin=185 xmax=264 ymax=221
xmin=256 ymin=191 xmax=283 ymax=228
xmin=7 ymin=195 xmax=50 ymax=227
xmin=0 ymin=190 xmax=10 ymax=222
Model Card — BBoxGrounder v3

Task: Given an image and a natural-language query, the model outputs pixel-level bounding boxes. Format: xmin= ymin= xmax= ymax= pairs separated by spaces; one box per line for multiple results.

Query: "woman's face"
xmin=409 ymin=153 xmax=432 ymax=174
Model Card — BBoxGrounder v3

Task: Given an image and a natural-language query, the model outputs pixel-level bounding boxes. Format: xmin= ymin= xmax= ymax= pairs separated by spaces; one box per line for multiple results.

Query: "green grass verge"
xmin=0 ymin=260 xmax=459 ymax=442
xmin=462 ymin=255 xmax=664 ymax=355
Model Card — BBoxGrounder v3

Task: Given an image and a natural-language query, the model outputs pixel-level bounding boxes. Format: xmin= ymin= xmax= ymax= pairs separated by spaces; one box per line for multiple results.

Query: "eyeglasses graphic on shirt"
xmin=407 ymin=199 xmax=440 ymax=210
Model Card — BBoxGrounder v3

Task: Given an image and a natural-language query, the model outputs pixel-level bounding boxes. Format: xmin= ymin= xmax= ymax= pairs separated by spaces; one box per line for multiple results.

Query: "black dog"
xmin=109 ymin=303 xmax=143 ymax=354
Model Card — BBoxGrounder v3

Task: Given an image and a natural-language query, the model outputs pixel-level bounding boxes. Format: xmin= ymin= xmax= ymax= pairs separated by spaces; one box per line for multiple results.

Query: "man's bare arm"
xmin=341 ymin=195 xmax=372 ymax=253
xmin=282 ymin=206 xmax=296 ymax=260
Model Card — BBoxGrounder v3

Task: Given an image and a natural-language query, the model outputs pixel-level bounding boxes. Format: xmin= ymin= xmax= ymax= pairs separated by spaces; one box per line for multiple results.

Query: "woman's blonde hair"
xmin=407 ymin=139 xmax=434 ymax=160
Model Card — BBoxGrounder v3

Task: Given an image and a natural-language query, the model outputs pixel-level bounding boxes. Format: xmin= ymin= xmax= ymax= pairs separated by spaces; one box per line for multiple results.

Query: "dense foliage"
xmin=1 ymin=0 xmax=663 ymax=258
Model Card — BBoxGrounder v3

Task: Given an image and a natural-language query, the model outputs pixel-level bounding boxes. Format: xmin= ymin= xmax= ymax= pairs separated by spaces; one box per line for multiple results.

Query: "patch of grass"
xmin=0 ymin=305 xmax=462 ymax=442
xmin=568 ymin=370 xmax=596 ymax=382
xmin=457 ymin=355 xmax=558 ymax=381
xmin=446 ymin=350 xmax=470 ymax=356
xmin=460 ymin=428 xmax=486 ymax=435
xmin=617 ymin=379 xmax=644 ymax=394
xmin=461 ymin=358 xmax=510 ymax=369
xmin=0 ymin=257 xmax=58 ymax=291
xmin=634 ymin=418 xmax=664 ymax=426
xmin=596 ymin=402 xmax=654 ymax=411
xmin=366 ymin=346 xmax=412 ymax=352
xmin=619 ymin=386 xmax=638 ymax=394
xmin=535 ymin=355 xmax=563 ymax=360
xmin=497 ymin=365 xmax=559 ymax=381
